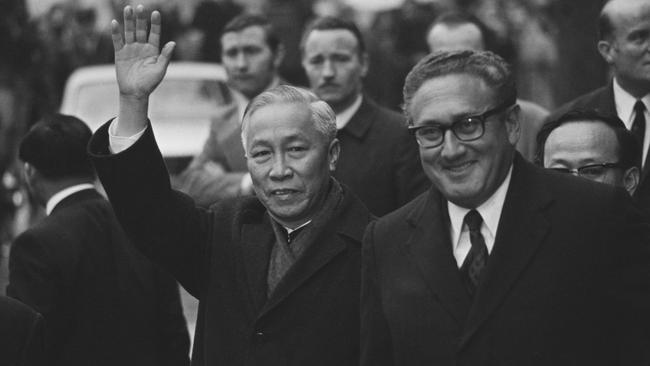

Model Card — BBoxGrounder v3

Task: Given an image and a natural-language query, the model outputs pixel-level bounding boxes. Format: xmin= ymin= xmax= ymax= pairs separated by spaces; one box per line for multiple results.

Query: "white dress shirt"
xmin=335 ymin=94 xmax=363 ymax=130
xmin=447 ymin=166 xmax=513 ymax=268
xmin=45 ymin=183 xmax=96 ymax=215
xmin=613 ymin=78 xmax=650 ymax=167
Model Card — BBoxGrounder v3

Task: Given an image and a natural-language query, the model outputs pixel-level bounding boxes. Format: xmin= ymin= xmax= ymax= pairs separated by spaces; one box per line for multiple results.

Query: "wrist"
xmin=117 ymin=94 xmax=149 ymax=136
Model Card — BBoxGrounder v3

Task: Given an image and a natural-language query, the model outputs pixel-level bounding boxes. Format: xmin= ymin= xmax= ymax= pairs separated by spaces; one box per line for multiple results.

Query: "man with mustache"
xmin=301 ymin=17 xmax=428 ymax=216
xmin=89 ymin=5 xmax=372 ymax=365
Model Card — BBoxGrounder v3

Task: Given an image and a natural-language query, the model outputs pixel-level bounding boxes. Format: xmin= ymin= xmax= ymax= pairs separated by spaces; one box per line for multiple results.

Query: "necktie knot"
xmin=635 ymin=100 xmax=646 ymax=114
xmin=464 ymin=209 xmax=483 ymax=233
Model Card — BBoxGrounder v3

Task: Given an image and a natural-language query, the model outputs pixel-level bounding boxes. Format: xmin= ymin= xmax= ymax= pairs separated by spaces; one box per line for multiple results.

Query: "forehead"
xmin=303 ymin=29 xmax=360 ymax=55
xmin=409 ymin=73 xmax=496 ymax=124
xmin=427 ymin=23 xmax=485 ymax=51
xmin=246 ymin=102 xmax=319 ymax=143
xmin=606 ymin=0 xmax=650 ymax=33
xmin=544 ymin=121 xmax=619 ymax=162
xmin=221 ymin=26 xmax=269 ymax=50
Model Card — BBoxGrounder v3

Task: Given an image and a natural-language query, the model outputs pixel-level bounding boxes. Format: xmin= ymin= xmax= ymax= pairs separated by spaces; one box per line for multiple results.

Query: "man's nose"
xmin=234 ymin=52 xmax=248 ymax=70
xmin=439 ymin=129 xmax=466 ymax=159
xmin=322 ymin=59 xmax=336 ymax=79
xmin=269 ymin=156 xmax=292 ymax=180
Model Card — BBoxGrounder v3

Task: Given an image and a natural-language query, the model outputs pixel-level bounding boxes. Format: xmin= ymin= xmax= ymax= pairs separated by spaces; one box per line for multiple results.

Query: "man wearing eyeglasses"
xmin=537 ymin=109 xmax=641 ymax=197
xmin=361 ymin=50 xmax=650 ymax=366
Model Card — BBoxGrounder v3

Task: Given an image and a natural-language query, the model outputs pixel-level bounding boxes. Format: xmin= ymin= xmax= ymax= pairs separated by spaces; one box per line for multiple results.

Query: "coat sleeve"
xmin=173 ymin=104 xmax=247 ymax=207
xmin=89 ymin=119 xmax=212 ymax=298
xmin=360 ymin=221 xmax=395 ymax=366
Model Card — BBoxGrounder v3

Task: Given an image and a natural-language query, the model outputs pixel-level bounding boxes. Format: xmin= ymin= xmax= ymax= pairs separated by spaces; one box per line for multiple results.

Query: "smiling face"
xmin=245 ymin=102 xmax=339 ymax=228
xmin=409 ymin=73 xmax=519 ymax=208
xmin=221 ymin=25 xmax=279 ymax=99
xmin=302 ymin=29 xmax=367 ymax=113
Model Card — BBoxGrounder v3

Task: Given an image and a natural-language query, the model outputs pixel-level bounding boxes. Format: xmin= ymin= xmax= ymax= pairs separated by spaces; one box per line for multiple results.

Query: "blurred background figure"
xmin=7 ymin=114 xmax=190 ymax=366
xmin=537 ymin=109 xmax=641 ymax=197
xmin=425 ymin=11 xmax=549 ymax=161
xmin=0 ymin=295 xmax=45 ymax=366
xmin=301 ymin=16 xmax=429 ymax=216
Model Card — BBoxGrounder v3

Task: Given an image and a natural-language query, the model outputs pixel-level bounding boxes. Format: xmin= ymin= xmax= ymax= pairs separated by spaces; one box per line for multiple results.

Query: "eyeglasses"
xmin=409 ymin=99 xmax=515 ymax=148
xmin=548 ymin=163 xmax=623 ymax=179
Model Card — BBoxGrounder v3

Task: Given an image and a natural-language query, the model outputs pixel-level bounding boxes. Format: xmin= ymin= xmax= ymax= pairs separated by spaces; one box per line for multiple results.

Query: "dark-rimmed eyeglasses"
xmin=548 ymin=163 xmax=623 ymax=179
xmin=408 ymin=99 xmax=515 ymax=148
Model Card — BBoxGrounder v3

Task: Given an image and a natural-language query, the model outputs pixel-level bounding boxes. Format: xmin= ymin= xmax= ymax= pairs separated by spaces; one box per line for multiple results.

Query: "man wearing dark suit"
xmin=0 ymin=295 xmax=45 ymax=366
xmin=361 ymin=50 xmax=650 ymax=365
xmin=7 ymin=114 xmax=190 ymax=366
xmin=301 ymin=17 xmax=428 ymax=216
xmin=548 ymin=0 xmax=650 ymax=211
xmin=88 ymin=6 xmax=373 ymax=365
xmin=175 ymin=14 xmax=287 ymax=207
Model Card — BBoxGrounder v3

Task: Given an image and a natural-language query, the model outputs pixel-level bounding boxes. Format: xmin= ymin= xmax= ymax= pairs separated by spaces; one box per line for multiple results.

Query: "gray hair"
xmin=403 ymin=50 xmax=516 ymax=125
xmin=240 ymin=85 xmax=337 ymax=153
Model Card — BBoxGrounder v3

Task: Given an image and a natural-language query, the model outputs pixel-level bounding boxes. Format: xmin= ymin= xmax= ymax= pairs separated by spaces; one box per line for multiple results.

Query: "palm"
xmin=111 ymin=5 xmax=174 ymax=98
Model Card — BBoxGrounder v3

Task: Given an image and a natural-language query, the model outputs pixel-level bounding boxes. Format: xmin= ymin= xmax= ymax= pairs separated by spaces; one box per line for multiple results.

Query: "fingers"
xmin=158 ymin=42 xmax=176 ymax=67
xmin=123 ymin=5 xmax=134 ymax=43
xmin=135 ymin=5 xmax=148 ymax=43
xmin=148 ymin=11 xmax=161 ymax=49
xmin=110 ymin=19 xmax=124 ymax=51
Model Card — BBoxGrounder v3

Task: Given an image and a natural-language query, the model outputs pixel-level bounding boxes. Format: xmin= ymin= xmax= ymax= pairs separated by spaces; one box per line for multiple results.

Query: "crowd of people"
xmin=2 ymin=0 xmax=650 ymax=364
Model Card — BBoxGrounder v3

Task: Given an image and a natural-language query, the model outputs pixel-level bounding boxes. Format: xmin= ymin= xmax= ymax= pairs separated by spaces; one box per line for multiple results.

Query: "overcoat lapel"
xmin=403 ymin=188 xmax=471 ymax=326
xmin=240 ymin=213 xmax=275 ymax=315
xmin=258 ymin=194 xmax=366 ymax=318
xmin=459 ymin=155 xmax=553 ymax=348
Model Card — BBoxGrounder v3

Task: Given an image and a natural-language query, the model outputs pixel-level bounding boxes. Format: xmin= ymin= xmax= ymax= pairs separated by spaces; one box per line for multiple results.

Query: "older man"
xmin=89 ymin=6 xmax=372 ymax=366
xmin=361 ymin=50 xmax=650 ymax=365
xmin=301 ymin=17 xmax=428 ymax=216
xmin=175 ymin=14 xmax=285 ymax=207
xmin=548 ymin=0 xmax=650 ymax=210
xmin=425 ymin=11 xmax=549 ymax=161
xmin=537 ymin=109 xmax=641 ymax=196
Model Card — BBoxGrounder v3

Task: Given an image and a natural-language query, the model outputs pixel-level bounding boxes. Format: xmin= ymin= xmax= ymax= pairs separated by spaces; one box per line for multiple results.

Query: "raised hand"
xmin=111 ymin=5 xmax=175 ymax=99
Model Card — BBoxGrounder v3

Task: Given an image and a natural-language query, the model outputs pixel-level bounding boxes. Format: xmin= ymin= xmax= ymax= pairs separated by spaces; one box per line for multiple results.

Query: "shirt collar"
xmin=45 ymin=183 xmax=96 ymax=215
xmin=447 ymin=164 xmax=513 ymax=250
xmin=335 ymin=94 xmax=363 ymax=130
xmin=613 ymin=77 xmax=650 ymax=127
xmin=285 ymin=220 xmax=312 ymax=235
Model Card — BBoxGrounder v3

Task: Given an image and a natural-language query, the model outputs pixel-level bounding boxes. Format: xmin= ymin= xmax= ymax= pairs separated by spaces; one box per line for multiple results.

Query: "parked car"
xmin=60 ymin=62 xmax=246 ymax=175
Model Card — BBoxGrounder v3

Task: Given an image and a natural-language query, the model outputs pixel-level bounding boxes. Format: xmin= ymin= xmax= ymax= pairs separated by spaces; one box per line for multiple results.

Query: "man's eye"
xmin=288 ymin=146 xmax=307 ymax=153
xmin=308 ymin=57 xmax=323 ymax=65
xmin=251 ymin=150 xmax=270 ymax=159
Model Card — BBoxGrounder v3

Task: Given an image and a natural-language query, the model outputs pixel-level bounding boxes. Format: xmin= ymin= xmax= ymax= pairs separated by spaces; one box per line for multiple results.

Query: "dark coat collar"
xmin=402 ymin=153 xmax=554 ymax=345
xmin=340 ymin=96 xmax=377 ymax=140
xmin=50 ymin=188 xmax=103 ymax=215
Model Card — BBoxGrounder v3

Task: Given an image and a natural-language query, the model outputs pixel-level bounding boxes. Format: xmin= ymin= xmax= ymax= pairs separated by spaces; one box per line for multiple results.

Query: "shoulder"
xmin=372 ymin=190 xmax=429 ymax=230
xmin=548 ymin=85 xmax=612 ymax=121
xmin=518 ymin=99 xmax=549 ymax=121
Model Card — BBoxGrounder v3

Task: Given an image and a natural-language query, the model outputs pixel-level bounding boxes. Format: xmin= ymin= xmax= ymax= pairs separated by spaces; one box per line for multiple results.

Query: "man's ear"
xmin=328 ymin=138 xmax=340 ymax=172
xmin=597 ymin=40 xmax=615 ymax=64
xmin=623 ymin=166 xmax=640 ymax=196
xmin=273 ymin=44 xmax=285 ymax=69
xmin=505 ymin=104 xmax=521 ymax=146
xmin=360 ymin=52 xmax=369 ymax=78
xmin=23 ymin=162 xmax=36 ymax=182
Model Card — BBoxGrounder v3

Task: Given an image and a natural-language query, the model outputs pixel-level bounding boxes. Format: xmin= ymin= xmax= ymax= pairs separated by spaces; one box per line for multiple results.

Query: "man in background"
xmin=425 ymin=11 xmax=549 ymax=161
xmin=548 ymin=0 xmax=650 ymax=210
xmin=8 ymin=114 xmax=190 ymax=366
xmin=301 ymin=16 xmax=428 ymax=216
xmin=538 ymin=109 xmax=640 ymax=196
xmin=176 ymin=14 xmax=286 ymax=207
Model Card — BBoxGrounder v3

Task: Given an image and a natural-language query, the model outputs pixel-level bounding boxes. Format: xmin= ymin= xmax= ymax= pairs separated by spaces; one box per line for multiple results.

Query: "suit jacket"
xmin=7 ymin=189 xmax=190 ymax=366
xmin=335 ymin=97 xmax=429 ymax=216
xmin=546 ymin=83 xmax=650 ymax=212
xmin=361 ymin=154 xmax=650 ymax=366
xmin=88 ymin=122 xmax=374 ymax=366
xmin=0 ymin=295 xmax=45 ymax=366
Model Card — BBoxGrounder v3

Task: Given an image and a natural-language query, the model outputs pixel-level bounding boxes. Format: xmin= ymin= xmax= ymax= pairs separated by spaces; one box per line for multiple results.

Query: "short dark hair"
xmin=535 ymin=109 xmax=641 ymax=170
xmin=427 ymin=11 xmax=495 ymax=51
xmin=19 ymin=114 xmax=94 ymax=180
xmin=222 ymin=14 xmax=281 ymax=54
xmin=300 ymin=16 xmax=366 ymax=56
xmin=402 ymin=50 xmax=516 ymax=125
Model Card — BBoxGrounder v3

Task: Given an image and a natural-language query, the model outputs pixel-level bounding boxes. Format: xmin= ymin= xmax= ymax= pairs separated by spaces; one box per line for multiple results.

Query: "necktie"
xmin=631 ymin=101 xmax=646 ymax=154
xmin=460 ymin=210 xmax=488 ymax=297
